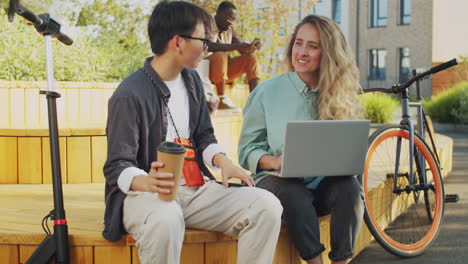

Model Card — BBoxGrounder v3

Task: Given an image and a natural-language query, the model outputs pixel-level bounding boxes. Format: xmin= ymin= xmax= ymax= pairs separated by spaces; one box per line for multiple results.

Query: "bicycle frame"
xmin=394 ymin=86 xmax=418 ymax=192
xmin=394 ymin=73 xmax=436 ymax=194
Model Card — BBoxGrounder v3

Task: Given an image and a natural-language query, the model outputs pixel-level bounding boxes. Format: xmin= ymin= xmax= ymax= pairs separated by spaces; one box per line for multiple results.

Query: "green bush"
xmin=360 ymin=93 xmax=400 ymax=124
xmin=423 ymin=82 xmax=468 ymax=124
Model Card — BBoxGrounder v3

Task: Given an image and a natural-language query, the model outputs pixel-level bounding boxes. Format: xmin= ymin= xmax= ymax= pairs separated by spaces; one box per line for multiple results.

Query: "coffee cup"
xmin=156 ymin=141 xmax=186 ymax=201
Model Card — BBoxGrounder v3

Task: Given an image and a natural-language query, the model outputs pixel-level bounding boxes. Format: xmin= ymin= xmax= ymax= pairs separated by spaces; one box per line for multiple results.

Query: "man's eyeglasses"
xmin=179 ymin=35 xmax=210 ymax=49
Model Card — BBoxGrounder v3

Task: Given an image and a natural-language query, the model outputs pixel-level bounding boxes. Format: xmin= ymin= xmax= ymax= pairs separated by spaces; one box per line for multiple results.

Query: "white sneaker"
xmin=218 ymin=96 xmax=241 ymax=111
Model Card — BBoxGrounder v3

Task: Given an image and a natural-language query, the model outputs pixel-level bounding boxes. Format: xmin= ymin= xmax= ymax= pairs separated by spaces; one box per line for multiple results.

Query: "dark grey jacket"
xmin=102 ymin=57 xmax=217 ymax=241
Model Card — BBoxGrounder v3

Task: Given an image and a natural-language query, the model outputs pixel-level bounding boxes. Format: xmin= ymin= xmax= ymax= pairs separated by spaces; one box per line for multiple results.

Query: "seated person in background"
xmin=238 ymin=15 xmax=365 ymax=264
xmin=206 ymin=1 xmax=260 ymax=110
xmin=103 ymin=1 xmax=282 ymax=263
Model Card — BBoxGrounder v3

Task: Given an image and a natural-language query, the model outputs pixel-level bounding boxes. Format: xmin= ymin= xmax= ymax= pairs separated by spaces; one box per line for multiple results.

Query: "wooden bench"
xmin=0 ymin=183 xmax=332 ymax=264
xmin=0 ymin=81 xmax=455 ymax=263
xmin=0 ymin=129 xmax=454 ymax=264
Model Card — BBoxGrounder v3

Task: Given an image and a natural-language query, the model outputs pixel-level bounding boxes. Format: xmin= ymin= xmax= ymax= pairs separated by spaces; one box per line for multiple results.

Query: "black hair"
xmin=148 ymin=1 xmax=212 ymax=55
xmin=217 ymin=1 xmax=237 ymax=13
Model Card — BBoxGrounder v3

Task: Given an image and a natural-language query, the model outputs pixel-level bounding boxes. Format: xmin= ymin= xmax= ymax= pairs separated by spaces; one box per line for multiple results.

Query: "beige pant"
xmin=207 ymin=52 xmax=259 ymax=84
xmin=123 ymin=181 xmax=283 ymax=264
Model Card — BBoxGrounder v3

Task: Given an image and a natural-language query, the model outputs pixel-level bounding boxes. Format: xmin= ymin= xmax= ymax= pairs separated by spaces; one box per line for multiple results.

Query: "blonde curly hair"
xmin=286 ymin=15 xmax=362 ymax=120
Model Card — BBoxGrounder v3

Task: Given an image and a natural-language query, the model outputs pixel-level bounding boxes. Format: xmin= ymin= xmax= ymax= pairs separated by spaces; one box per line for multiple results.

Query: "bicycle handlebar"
xmin=364 ymin=58 xmax=459 ymax=94
xmin=430 ymin=58 xmax=459 ymax=75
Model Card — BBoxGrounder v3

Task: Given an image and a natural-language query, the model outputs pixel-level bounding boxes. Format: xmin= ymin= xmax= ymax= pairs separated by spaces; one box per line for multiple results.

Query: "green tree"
xmin=0 ymin=0 xmax=152 ymax=82
xmin=193 ymin=0 xmax=317 ymax=80
xmin=76 ymin=0 xmax=151 ymax=48
xmin=0 ymin=8 xmax=150 ymax=82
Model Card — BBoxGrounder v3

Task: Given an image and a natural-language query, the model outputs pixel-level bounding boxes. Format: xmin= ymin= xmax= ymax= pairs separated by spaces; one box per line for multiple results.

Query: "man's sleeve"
xmin=103 ymin=95 xmax=142 ymax=187
xmin=202 ymin=143 xmax=225 ymax=169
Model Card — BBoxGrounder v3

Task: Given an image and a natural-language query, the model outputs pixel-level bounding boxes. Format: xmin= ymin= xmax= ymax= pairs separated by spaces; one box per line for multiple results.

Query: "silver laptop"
xmin=266 ymin=120 xmax=370 ymax=178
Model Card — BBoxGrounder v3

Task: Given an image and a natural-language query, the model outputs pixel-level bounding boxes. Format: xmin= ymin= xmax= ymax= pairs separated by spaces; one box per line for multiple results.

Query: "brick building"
xmin=310 ymin=0 xmax=468 ymax=97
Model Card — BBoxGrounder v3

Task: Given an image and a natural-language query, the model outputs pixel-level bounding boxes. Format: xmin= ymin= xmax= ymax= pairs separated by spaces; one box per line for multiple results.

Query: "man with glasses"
xmin=206 ymin=1 xmax=261 ymax=110
xmin=179 ymin=35 xmax=210 ymax=49
xmin=102 ymin=1 xmax=282 ymax=263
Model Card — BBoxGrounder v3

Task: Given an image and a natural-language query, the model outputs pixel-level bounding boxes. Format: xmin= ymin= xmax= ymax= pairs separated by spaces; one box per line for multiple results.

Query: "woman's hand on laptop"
xmin=258 ymin=155 xmax=283 ymax=171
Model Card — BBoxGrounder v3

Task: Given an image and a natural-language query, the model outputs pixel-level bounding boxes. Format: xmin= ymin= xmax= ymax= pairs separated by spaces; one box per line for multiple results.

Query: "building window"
xmin=399 ymin=48 xmax=411 ymax=83
xmin=332 ymin=0 xmax=342 ymax=24
xmin=369 ymin=49 xmax=387 ymax=80
xmin=311 ymin=0 xmax=323 ymax=15
xmin=370 ymin=0 xmax=387 ymax=27
xmin=399 ymin=0 xmax=411 ymax=25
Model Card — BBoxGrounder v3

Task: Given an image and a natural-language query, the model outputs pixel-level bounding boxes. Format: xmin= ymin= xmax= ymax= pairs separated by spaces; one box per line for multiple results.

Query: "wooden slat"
xmin=131 ymin=246 xmax=140 ymax=264
xmin=55 ymin=88 xmax=67 ymax=125
xmin=0 ymin=244 xmax=18 ymax=264
xmin=25 ymin=88 xmax=40 ymax=127
xmin=0 ymin=128 xmax=72 ymax=137
xmin=205 ymin=241 xmax=237 ymax=264
xmin=94 ymin=246 xmax=131 ymax=264
xmin=291 ymin=247 xmax=307 ymax=264
xmin=184 ymin=229 xmax=236 ymax=243
xmin=102 ymin=89 xmax=114 ymax=121
xmin=9 ymin=88 xmax=25 ymax=128
xmin=69 ymin=127 xmax=105 ymax=136
xmin=39 ymin=88 xmax=48 ymax=127
xmin=274 ymin=229 xmax=292 ymax=264
xmin=181 ymin=243 xmax=204 ymax=264
xmin=70 ymin=246 xmax=93 ymax=264
xmin=66 ymin=89 xmax=79 ymax=123
xmin=19 ymin=245 xmax=37 ymax=263
xmin=0 ymin=89 xmax=10 ymax=127
xmin=125 ymin=228 xmax=236 ymax=245
xmin=67 ymin=137 xmax=91 ymax=183
xmin=91 ymin=136 xmax=107 ymax=183
xmin=319 ymin=216 xmax=331 ymax=264
xmin=0 ymin=137 xmax=18 ymax=184
xmin=354 ymin=225 xmax=373 ymax=258
xmin=211 ymin=114 xmax=243 ymax=166
xmin=42 ymin=137 xmax=68 ymax=184
xmin=79 ymin=89 xmax=92 ymax=123
xmin=18 ymin=137 xmax=42 ymax=184
xmin=91 ymin=88 xmax=104 ymax=122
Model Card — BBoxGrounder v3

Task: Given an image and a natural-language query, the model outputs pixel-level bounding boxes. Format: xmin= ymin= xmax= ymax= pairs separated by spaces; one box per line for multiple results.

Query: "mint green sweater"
xmin=238 ymin=72 xmax=322 ymax=186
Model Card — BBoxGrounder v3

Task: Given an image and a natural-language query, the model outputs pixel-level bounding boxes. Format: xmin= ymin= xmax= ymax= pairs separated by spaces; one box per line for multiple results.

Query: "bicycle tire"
xmin=422 ymin=117 xmax=440 ymax=221
xmin=361 ymin=125 xmax=445 ymax=257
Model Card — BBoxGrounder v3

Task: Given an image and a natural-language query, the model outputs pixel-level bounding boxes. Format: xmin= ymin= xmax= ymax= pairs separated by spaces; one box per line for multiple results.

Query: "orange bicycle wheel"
xmin=361 ymin=125 xmax=445 ymax=257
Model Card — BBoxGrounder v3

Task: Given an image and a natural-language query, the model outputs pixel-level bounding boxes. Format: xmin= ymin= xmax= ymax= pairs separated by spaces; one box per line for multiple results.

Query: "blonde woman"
xmin=238 ymin=15 xmax=364 ymax=264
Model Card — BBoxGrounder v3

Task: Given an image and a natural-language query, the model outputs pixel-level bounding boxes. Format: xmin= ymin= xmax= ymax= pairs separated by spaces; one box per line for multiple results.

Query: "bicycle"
xmin=360 ymin=58 xmax=459 ymax=257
